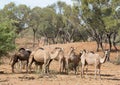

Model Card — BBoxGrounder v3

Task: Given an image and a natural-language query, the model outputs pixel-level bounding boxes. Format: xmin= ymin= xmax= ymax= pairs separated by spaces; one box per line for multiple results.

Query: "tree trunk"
xmin=107 ymin=33 xmax=112 ymax=51
xmin=99 ymin=35 xmax=104 ymax=51
xmin=112 ymin=32 xmax=118 ymax=51
xmin=33 ymin=29 xmax=36 ymax=48
xmin=96 ymin=41 xmax=100 ymax=52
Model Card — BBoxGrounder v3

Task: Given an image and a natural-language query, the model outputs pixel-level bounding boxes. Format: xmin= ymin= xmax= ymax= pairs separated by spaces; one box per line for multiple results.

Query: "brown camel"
xmin=11 ymin=48 xmax=31 ymax=73
xmin=65 ymin=47 xmax=81 ymax=74
xmin=28 ymin=47 xmax=63 ymax=73
xmin=80 ymin=49 xmax=110 ymax=79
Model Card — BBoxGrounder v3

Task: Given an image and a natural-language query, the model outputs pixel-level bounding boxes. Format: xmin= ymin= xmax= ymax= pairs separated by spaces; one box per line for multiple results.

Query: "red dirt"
xmin=0 ymin=39 xmax=120 ymax=85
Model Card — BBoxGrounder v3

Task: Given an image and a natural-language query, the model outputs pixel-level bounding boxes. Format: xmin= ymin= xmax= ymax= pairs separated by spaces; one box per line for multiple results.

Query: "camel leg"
xmin=28 ymin=58 xmax=34 ymax=73
xmin=85 ymin=65 xmax=88 ymax=78
xmin=44 ymin=59 xmax=52 ymax=73
xmin=81 ymin=64 xmax=84 ymax=78
xmin=16 ymin=60 xmax=22 ymax=72
xmin=65 ymin=59 xmax=69 ymax=74
xmin=11 ymin=56 xmax=18 ymax=73
xmin=62 ymin=59 xmax=66 ymax=73
xmin=44 ymin=64 xmax=47 ymax=74
xmin=19 ymin=61 xmax=22 ymax=72
xmin=94 ymin=65 xmax=97 ymax=79
xmin=35 ymin=64 xmax=38 ymax=72
xmin=59 ymin=59 xmax=62 ymax=73
xmin=43 ymin=59 xmax=48 ymax=74
xmin=35 ymin=64 xmax=42 ymax=73
xmin=59 ymin=61 xmax=61 ymax=73
xmin=37 ymin=64 xmax=43 ymax=73
xmin=26 ymin=60 xmax=29 ymax=72
xmin=47 ymin=59 xmax=52 ymax=73
xmin=61 ymin=61 xmax=64 ymax=73
xmin=74 ymin=65 xmax=77 ymax=75
xmin=11 ymin=60 xmax=18 ymax=73
xmin=98 ymin=65 xmax=101 ymax=80
xmin=40 ymin=65 xmax=42 ymax=72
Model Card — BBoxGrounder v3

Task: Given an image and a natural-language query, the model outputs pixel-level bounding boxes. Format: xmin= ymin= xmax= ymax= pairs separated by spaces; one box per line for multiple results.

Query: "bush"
xmin=0 ymin=19 xmax=16 ymax=56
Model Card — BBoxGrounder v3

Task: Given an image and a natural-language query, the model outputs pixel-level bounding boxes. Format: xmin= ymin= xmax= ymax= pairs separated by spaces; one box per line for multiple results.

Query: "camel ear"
xmin=61 ymin=48 xmax=64 ymax=51
xmin=83 ymin=49 xmax=86 ymax=53
xmin=55 ymin=47 xmax=59 ymax=49
xmin=74 ymin=47 xmax=77 ymax=50
xmin=80 ymin=50 xmax=83 ymax=54
xmin=70 ymin=47 xmax=75 ymax=50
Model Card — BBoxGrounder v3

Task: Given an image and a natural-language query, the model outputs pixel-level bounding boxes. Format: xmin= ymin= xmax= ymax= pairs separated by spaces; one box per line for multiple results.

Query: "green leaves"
xmin=0 ymin=18 xmax=16 ymax=55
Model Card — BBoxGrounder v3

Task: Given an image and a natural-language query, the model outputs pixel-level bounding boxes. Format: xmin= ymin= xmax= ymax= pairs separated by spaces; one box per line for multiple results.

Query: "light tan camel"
xmin=80 ymin=49 xmax=110 ymax=79
xmin=50 ymin=47 xmax=66 ymax=73
xmin=65 ymin=47 xmax=81 ymax=74
xmin=28 ymin=47 xmax=63 ymax=73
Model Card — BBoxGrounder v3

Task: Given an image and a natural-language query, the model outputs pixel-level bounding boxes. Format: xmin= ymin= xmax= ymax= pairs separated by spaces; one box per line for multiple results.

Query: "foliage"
xmin=72 ymin=0 xmax=120 ymax=51
xmin=0 ymin=0 xmax=120 ymax=56
xmin=0 ymin=18 xmax=16 ymax=56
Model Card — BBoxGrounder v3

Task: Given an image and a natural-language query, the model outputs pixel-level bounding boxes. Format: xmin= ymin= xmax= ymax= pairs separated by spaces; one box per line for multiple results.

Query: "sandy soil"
xmin=0 ymin=41 xmax=120 ymax=85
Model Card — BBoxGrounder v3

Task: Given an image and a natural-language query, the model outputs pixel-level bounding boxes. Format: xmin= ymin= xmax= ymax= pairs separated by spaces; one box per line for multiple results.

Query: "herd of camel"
xmin=10 ymin=46 xmax=110 ymax=79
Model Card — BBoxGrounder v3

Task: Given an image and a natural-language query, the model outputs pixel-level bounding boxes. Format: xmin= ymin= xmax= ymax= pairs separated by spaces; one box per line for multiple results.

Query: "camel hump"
xmin=38 ymin=47 xmax=44 ymax=50
xmin=18 ymin=48 xmax=25 ymax=52
xmin=55 ymin=47 xmax=62 ymax=49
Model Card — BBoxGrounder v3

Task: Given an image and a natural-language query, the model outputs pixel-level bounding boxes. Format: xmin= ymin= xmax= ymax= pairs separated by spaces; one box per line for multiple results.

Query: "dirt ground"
xmin=0 ymin=41 xmax=120 ymax=85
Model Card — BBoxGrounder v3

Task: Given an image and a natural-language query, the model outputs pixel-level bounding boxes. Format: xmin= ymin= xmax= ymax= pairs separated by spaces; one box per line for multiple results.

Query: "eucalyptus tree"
xmin=49 ymin=1 xmax=83 ymax=43
xmin=13 ymin=4 xmax=31 ymax=34
xmin=28 ymin=7 xmax=42 ymax=47
xmin=72 ymin=0 xmax=120 ymax=51
xmin=49 ymin=1 xmax=68 ymax=43
xmin=37 ymin=7 xmax=58 ymax=44
xmin=99 ymin=0 xmax=120 ymax=51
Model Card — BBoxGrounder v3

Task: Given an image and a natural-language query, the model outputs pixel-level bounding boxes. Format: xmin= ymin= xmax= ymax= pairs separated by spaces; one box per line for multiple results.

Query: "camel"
xmin=28 ymin=47 xmax=63 ymax=73
xmin=51 ymin=47 xmax=66 ymax=73
xmin=11 ymin=48 xmax=31 ymax=73
xmin=65 ymin=47 xmax=81 ymax=74
xmin=80 ymin=49 xmax=110 ymax=79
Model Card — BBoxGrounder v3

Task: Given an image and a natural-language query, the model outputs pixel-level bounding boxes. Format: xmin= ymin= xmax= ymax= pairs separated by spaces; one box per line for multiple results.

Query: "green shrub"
xmin=0 ymin=19 xmax=16 ymax=56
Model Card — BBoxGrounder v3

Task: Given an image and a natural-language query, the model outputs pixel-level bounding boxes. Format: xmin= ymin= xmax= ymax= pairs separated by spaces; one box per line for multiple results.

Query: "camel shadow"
xmin=0 ymin=71 xmax=4 ymax=74
xmin=102 ymin=77 xmax=120 ymax=81
xmin=110 ymin=49 xmax=120 ymax=52
xmin=101 ymin=74 xmax=120 ymax=81
xmin=86 ymin=73 xmax=114 ymax=77
xmin=101 ymin=74 xmax=114 ymax=77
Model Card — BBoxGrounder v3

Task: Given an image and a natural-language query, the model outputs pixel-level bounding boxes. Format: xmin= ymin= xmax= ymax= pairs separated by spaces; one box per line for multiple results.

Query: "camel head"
xmin=100 ymin=50 xmax=110 ymax=63
xmin=52 ymin=47 xmax=63 ymax=53
xmin=104 ymin=50 xmax=110 ymax=62
xmin=50 ymin=47 xmax=64 ymax=60
xmin=80 ymin=49 xmax=86 ymax=54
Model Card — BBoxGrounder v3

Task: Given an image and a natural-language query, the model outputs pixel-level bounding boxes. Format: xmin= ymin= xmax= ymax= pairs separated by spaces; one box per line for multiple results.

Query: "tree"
xmin=28 ymin=7 xmax=42 ymax=47
xmin=13 ymin=4 xmax=30 ymax=34
xmin=72 ymin=0 xmax=120 ymax=51
xmin=0 ymin=18 xmax=16 ymax=56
